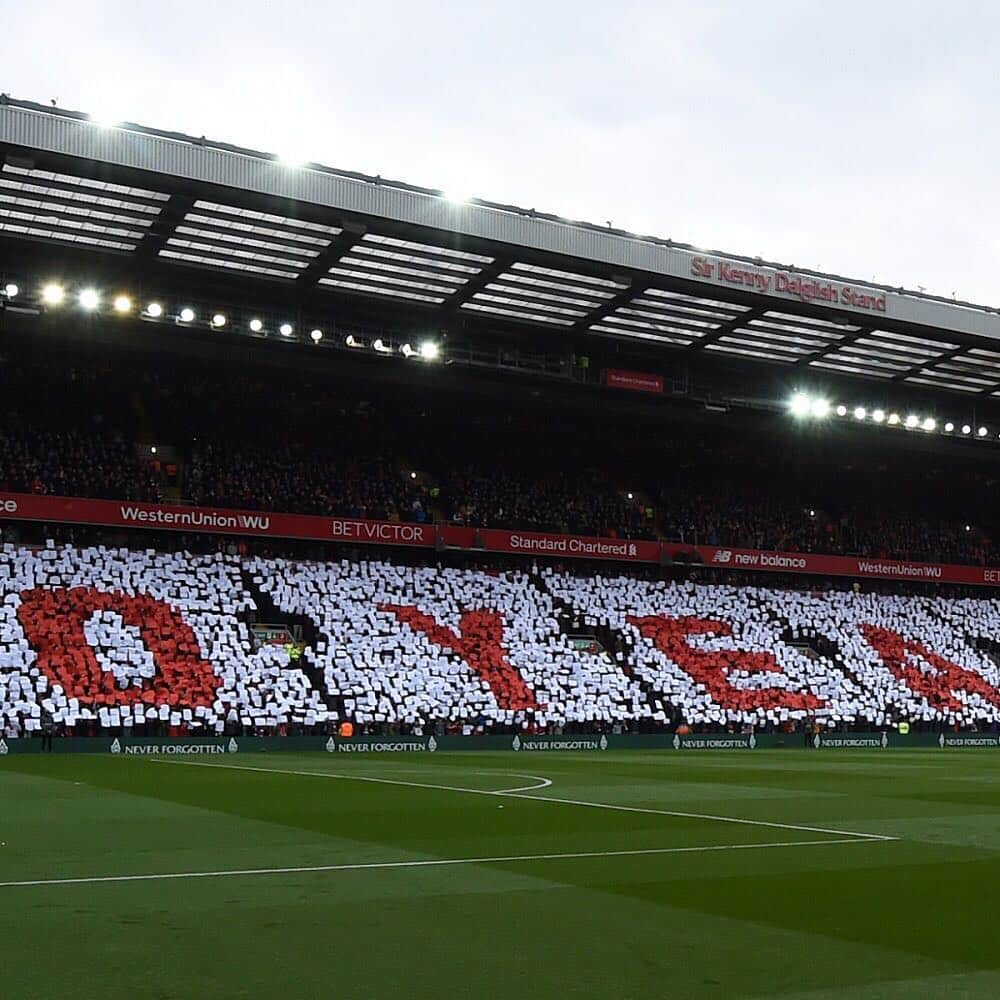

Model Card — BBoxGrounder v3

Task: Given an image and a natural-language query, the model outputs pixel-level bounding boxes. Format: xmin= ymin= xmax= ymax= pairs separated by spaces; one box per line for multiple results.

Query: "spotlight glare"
xmin=279 ymin=323 xmax=293 ymax=337
xmin=78 ymin=288 xmax=100 ymax=311
xmin=904 ymin=415 xmax=919 ymax=429
xmin=962 ymin=424 xmax=972 ymax=435
xmin=835 ymin=404 xmax=847 ymax=417
xmin=401 ymin=343 xmax=416 ymax=358
xmin=872 ymin=409 xmax=885 ymax=424
xmin=145 ymin=301 xmax=163 ymax=318
xmin=4 ymin=282 xmax=18 ymax=298
xmin=810 ymin=398 xmax=830 ymax=419
xmin=945 ymin=422 xmax=955 ymax=432
xmin=853 ymin=406 xmax=867 ymax=421
xmin=211 ymin=313 xmax=227 ymax=328
xmin=789 ymin=392 xmax=811 ymax=418
xmin=310 ymin=328 xmax=323 ymax=343
xmin=345 ymin=334 xmax=363 ymax=348
xmin=419 ymin=340 xmax=441 ymax=361
xmin=113 ymin=294 xmax=132 ymax=314
xmin=888 ymin=413 xmax=900 ymax=425
xmin=978 ymin=426 xmax=988 ymax=437
xmin=249 ymin=318 xmax=263 ymax=333
xmin=373 ymin=338 xmax=393 ymax=354
xmin=178 ymin=307 xmax=195 ymax=323
xmin=41 ymin=282 xmax=65 ymax=306
xmin=922 ymin=417 xmax=936 ymax=432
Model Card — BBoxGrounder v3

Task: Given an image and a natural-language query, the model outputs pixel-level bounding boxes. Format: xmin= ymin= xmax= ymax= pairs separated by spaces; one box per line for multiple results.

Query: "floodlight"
xmin=178 ymin=307 xmax=195 ymax=323
xmin=113 ymin=295 xmax=132 ymax=314
xmin=150 ymin=446 xmax=157 ymax=455
xmin=627 ymin=492 xmax=634 ymax=500
xmin=789 ymin=393 xmax=810 ymax=418
xmin=4 ymin=283 xmax=18 ymax=298
xmin=888 ymin=413 xmax=900 ymax=425
xmin=853 ymin=407 xmax=866 ymax=421
xmin=945 ymin=422 xmax=955 ymax=432
xmin=41 ymin=283 xmax=65 ymax=306
xmin=409 ymin=472 xmax=417 ymax=480
xmin=78 ymin=288 xmax=100 ymax=311
xmin=835 ymin=405 xmax=847 ymax=417
xmin=810 ymin=398 xmax=830 ymax=419
xmin=310 ymin=329 xmax=323 ymax=343
xmin=962 ymin=424 xmax=972 ymax=435
xmin=922 ymin=418 xmax=936 ymax=432
xmin=420 ymin=340 xmax=441 ymax=361
xmin=145 ymin=302 xmax=163 ymax=318
xmin=249 ymin=318 xmax=263 ymax=333
xmin=904 ymin=415 xmax=919 ymax=429
xmin=401 ymin=343 xmax=416 ymax=358
xmin=966 ymin=524 xmax=972 ymax=532
xmin=872 ymin=409 xmax=885 ymax=423
xmin=279 ymin=323 xmax=293 ymax=337
xmin=373 ymin=338 xmax=392 ymax=354
xmin=211 ymin=313 xmax=227 ymax=328
xmin=345 ymin=335 xmax=363 ymax=348
xmin=978 ymin=426 xmax=988 ymax=437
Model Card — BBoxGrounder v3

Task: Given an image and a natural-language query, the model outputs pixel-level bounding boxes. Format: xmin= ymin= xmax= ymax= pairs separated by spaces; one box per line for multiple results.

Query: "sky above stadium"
xmin=2 ymin=0 xmax=997 ymax=304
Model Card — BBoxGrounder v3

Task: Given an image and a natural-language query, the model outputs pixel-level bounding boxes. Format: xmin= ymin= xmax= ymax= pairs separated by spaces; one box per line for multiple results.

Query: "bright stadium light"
xmin=113 ymin=295 xmax=132 ymax=314
xmin=41 ymin=282 xmax=65 ymax=306
xmin=853 ymin=406 xmax=867 ymax=421
xmin=145 ymin=301 xmax=163 ymax=318
xmin=420 ymin=340 xmax=441 ymax=361
xmin=811 ymin=398 xmax=831 ymax=419
xmin=4 ymin=282 xmax=18 ymax=298
xmin=962 ymin=424 xmax=972 ymax=435
xmin=310 ymin=328 xmax=323 ymax=343
xmin=373 ymin=338 xmax=393 ymax=354
xmin=872 ymin=409 xmax=885 ymax=423
xmin=789 ymin=392 xmax=811 ymax=418
xmin=249 ymin=318 xmax=264 ymax=333
xmin=888 ymin=413 xmax=900 ymax=425
xmin=78 ymin=288 xmax=100 ymax=311
xmin=978 ymin=426 xmax=988 ymax=437
xmin=922 ymin=417 xmax=936 ymax=432
xmin=401 ymin=343 xmax=416 ymax=358
xmin=345 ymin=335 xmax=363 ymax=348
xmin=279 ymin=323 xmax=293 ymax=337
xmin=835 ymin=405 xmax=847 ymax=417
xmin=178 ymin=307 xmax=195 ymax=323
xmin=211 ymin=313 xmax=227 ymax=328
xmin=904 ymin=415 xmax=919 ymax=429
xmin=945 ymin=422 xmax=955 ymax=432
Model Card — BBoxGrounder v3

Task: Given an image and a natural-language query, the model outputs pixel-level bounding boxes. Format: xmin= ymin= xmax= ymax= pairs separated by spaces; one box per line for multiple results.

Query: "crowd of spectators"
xmin=2 ymin=347 xmax=999 ymax=565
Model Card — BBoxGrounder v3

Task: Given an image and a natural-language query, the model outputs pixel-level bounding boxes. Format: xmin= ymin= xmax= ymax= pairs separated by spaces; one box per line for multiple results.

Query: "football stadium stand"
xmin=4 ymin=545 xmax=1000 ymax=738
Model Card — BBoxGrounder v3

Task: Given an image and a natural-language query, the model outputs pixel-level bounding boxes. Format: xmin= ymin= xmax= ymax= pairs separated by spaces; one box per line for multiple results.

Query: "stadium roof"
xmin=2 ymin=95 xmax=1000 ymax=399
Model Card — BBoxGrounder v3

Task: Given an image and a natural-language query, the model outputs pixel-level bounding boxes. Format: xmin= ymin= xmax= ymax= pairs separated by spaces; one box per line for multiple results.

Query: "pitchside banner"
xmin=2 ymin=492 xmax=999 ymax=586
xmin=476 ymin=528 xmax=662 ymax=564
xmin=0 ymin=492 xmax=436 ymax=548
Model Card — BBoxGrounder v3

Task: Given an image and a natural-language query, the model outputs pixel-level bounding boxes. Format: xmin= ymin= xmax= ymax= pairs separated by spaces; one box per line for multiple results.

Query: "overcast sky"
xmin=2 ymin=1 xmax=998 ymax=303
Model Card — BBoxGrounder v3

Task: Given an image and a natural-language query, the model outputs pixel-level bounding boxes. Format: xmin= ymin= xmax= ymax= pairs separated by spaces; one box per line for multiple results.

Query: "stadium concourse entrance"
xmin=1 ymin=731 xmax=995 ymax=754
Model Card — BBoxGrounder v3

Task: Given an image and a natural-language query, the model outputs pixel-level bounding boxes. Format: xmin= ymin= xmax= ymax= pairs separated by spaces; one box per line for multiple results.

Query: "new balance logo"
xmin=712 ymin=550 xmax=733 ymax=564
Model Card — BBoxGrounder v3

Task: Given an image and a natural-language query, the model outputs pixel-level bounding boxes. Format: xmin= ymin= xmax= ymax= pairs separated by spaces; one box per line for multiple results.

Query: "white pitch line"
xmin=0 ymin=837 xmax=883 ymax=890
xmin=150 ymin=759 xmax=897 ymax=842
xmin=476 ymin=771 xmax=553 ymax=793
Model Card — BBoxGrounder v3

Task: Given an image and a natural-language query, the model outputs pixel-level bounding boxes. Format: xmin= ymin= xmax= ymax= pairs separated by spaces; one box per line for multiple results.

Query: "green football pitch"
xmin=3 ymin=750 xmax=1000 ymax=999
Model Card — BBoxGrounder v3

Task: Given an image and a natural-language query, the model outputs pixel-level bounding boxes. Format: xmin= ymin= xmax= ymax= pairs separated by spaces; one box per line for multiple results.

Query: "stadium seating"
xmin=3 ymin=544 xmax=1000 ymax=736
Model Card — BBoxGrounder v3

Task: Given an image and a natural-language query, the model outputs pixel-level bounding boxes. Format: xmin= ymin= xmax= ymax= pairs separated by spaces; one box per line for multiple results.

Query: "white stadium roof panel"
xmin=7 ymin=99 xmax=1000 ymax=400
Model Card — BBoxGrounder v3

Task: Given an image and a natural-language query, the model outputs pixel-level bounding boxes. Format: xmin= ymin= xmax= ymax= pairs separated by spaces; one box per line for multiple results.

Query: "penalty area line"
xmin=148 ymin=758 xmax=898 ymax=843
xmin=0 ymin=837 xmax=884 ymax=889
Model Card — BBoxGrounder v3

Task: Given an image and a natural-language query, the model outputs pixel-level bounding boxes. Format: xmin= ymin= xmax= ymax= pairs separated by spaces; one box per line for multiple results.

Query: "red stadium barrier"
xmin=2 ymin=491 xmax=999 ymax=586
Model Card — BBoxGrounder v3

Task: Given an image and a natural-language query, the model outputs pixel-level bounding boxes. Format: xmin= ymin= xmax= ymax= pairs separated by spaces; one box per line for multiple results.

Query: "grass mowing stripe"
xmin=151 ymin=758 xmax=898 ymax=842
xmin=0 ymin=837 xmax=884 ymax=889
